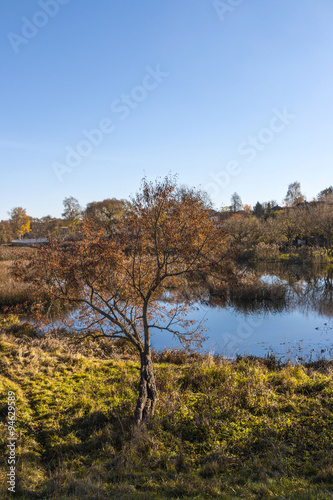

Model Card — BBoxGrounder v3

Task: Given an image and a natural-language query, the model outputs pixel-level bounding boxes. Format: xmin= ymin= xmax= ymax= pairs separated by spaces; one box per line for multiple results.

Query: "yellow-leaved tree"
xmin=8 ymin=207 xmax=30 ymax=240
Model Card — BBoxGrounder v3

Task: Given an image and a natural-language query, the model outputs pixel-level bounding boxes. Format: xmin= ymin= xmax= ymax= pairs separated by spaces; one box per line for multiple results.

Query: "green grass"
xmin=0 ymin=326 xmax=333 ymax=499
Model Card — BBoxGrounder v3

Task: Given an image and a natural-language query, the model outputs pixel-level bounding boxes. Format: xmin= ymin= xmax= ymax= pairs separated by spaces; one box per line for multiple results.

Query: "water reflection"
xmin=151 ymin=263 xmax=333 ymax=361
xmin=44 ymin=263 xmax=333 ymax=362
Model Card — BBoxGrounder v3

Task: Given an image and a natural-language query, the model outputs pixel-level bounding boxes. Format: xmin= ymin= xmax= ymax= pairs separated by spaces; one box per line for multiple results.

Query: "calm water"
xmin=151 ymin=302 xmax=333 ymax=361
xmin=150 ymin=264 xmax=333 ymax=361
xmin=48 ymin=263 xmax=333 ymax=361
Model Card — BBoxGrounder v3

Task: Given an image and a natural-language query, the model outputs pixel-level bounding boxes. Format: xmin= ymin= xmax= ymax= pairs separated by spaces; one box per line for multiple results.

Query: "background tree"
xmin=0 ymin=220 xmax=14 ymax=243
xmin=16 ymin=176 xmax=230 ymax=425
xmin=230 ymin=192 xmax=243 ymax=213
xmin=62 ymin=197 xmax=82 ymax=236
xmin=253 ymin=202 xmax=264 ymax=218
xmin=85 ymin=198 xmax=131 ymax=232
xmin=219 ymin=204 xmax=232 ymax=219
xmin=315 ymin=202 xmax=333 ymax=250
xmin=284 ymin=181 xmax=305 ymax=207
xmin=261 ymin=200 xmax=279 ymax=220
xmin=243 ymin=204 xmax=252 ymax=215
xmin=317 ymin=186 xmax=333 ymax=202
xmin=261 ymin=216 xmax=283 ymax=245
xmin=274 ymin=207 xmax=304 ymax=247
xmin=30 ymin=216 xmax=64 ymax=239
xmin=224 ymin=215 xmax=261 ymax=251
xmin=8 ymin=207 xmax=30 ymax=239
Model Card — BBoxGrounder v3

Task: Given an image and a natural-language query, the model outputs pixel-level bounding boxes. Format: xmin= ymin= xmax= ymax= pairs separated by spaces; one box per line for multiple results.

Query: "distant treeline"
xmin=1 ymin=182 xmax=333 ymax=250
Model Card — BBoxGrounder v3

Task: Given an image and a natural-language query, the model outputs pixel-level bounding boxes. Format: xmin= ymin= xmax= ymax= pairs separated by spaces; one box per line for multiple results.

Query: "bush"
xmin=255 ymin=242 xmax=280 ymax=261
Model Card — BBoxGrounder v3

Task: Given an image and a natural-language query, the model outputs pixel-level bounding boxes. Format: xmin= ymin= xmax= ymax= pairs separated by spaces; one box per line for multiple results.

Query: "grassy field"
xmin=0 ymin=322 xmax=332 ymax=499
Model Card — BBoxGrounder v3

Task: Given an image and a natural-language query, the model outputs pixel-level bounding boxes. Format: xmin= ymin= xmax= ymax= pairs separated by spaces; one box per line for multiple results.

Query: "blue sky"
xmin=1 ymin=0 xmax=333 ymax=219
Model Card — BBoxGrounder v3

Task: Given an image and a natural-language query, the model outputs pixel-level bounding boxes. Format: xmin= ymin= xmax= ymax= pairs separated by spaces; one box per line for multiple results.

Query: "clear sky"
xmin=1 ymin=0 xmax=333 ymax=219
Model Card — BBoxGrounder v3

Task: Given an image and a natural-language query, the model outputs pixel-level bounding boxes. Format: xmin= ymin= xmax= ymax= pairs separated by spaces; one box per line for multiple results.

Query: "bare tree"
xmin=15 ymin=176 xmax=230 ymax=425
xmin=317 ymin=186 xmax=333 ymax=202
xmin=283 ymin=181 xmax=305 ymax=207
xmin=231 ymin=192 xmax=243 ymax=213
xmin=224 ymin=215 xmax=261 ymax=250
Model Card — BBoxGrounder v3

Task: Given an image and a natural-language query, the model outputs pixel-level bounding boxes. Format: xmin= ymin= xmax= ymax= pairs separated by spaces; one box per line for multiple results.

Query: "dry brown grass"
xmin=0 ymin=246 xmax=40 ymax=311
xmin=0 ymin=260 xmax=32 ymax=310
xmin=0 ymin=245 xmax=36 ymax=261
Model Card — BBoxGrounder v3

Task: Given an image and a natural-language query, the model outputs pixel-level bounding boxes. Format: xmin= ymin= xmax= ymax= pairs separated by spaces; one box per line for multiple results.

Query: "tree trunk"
xmin=134 ymin=351 xmax=158 ymax=425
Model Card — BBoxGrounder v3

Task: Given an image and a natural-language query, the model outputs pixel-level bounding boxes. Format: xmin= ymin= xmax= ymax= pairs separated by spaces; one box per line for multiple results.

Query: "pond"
xmin=45 ymin=263 xmax=333 ymax=362
xmin=150 ymin=263 xmax=333 ymax=361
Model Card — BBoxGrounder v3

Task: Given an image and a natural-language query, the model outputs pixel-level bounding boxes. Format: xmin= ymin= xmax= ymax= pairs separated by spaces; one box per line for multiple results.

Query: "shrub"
xmin=255 ymin=242 xmax=280 ymax=261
